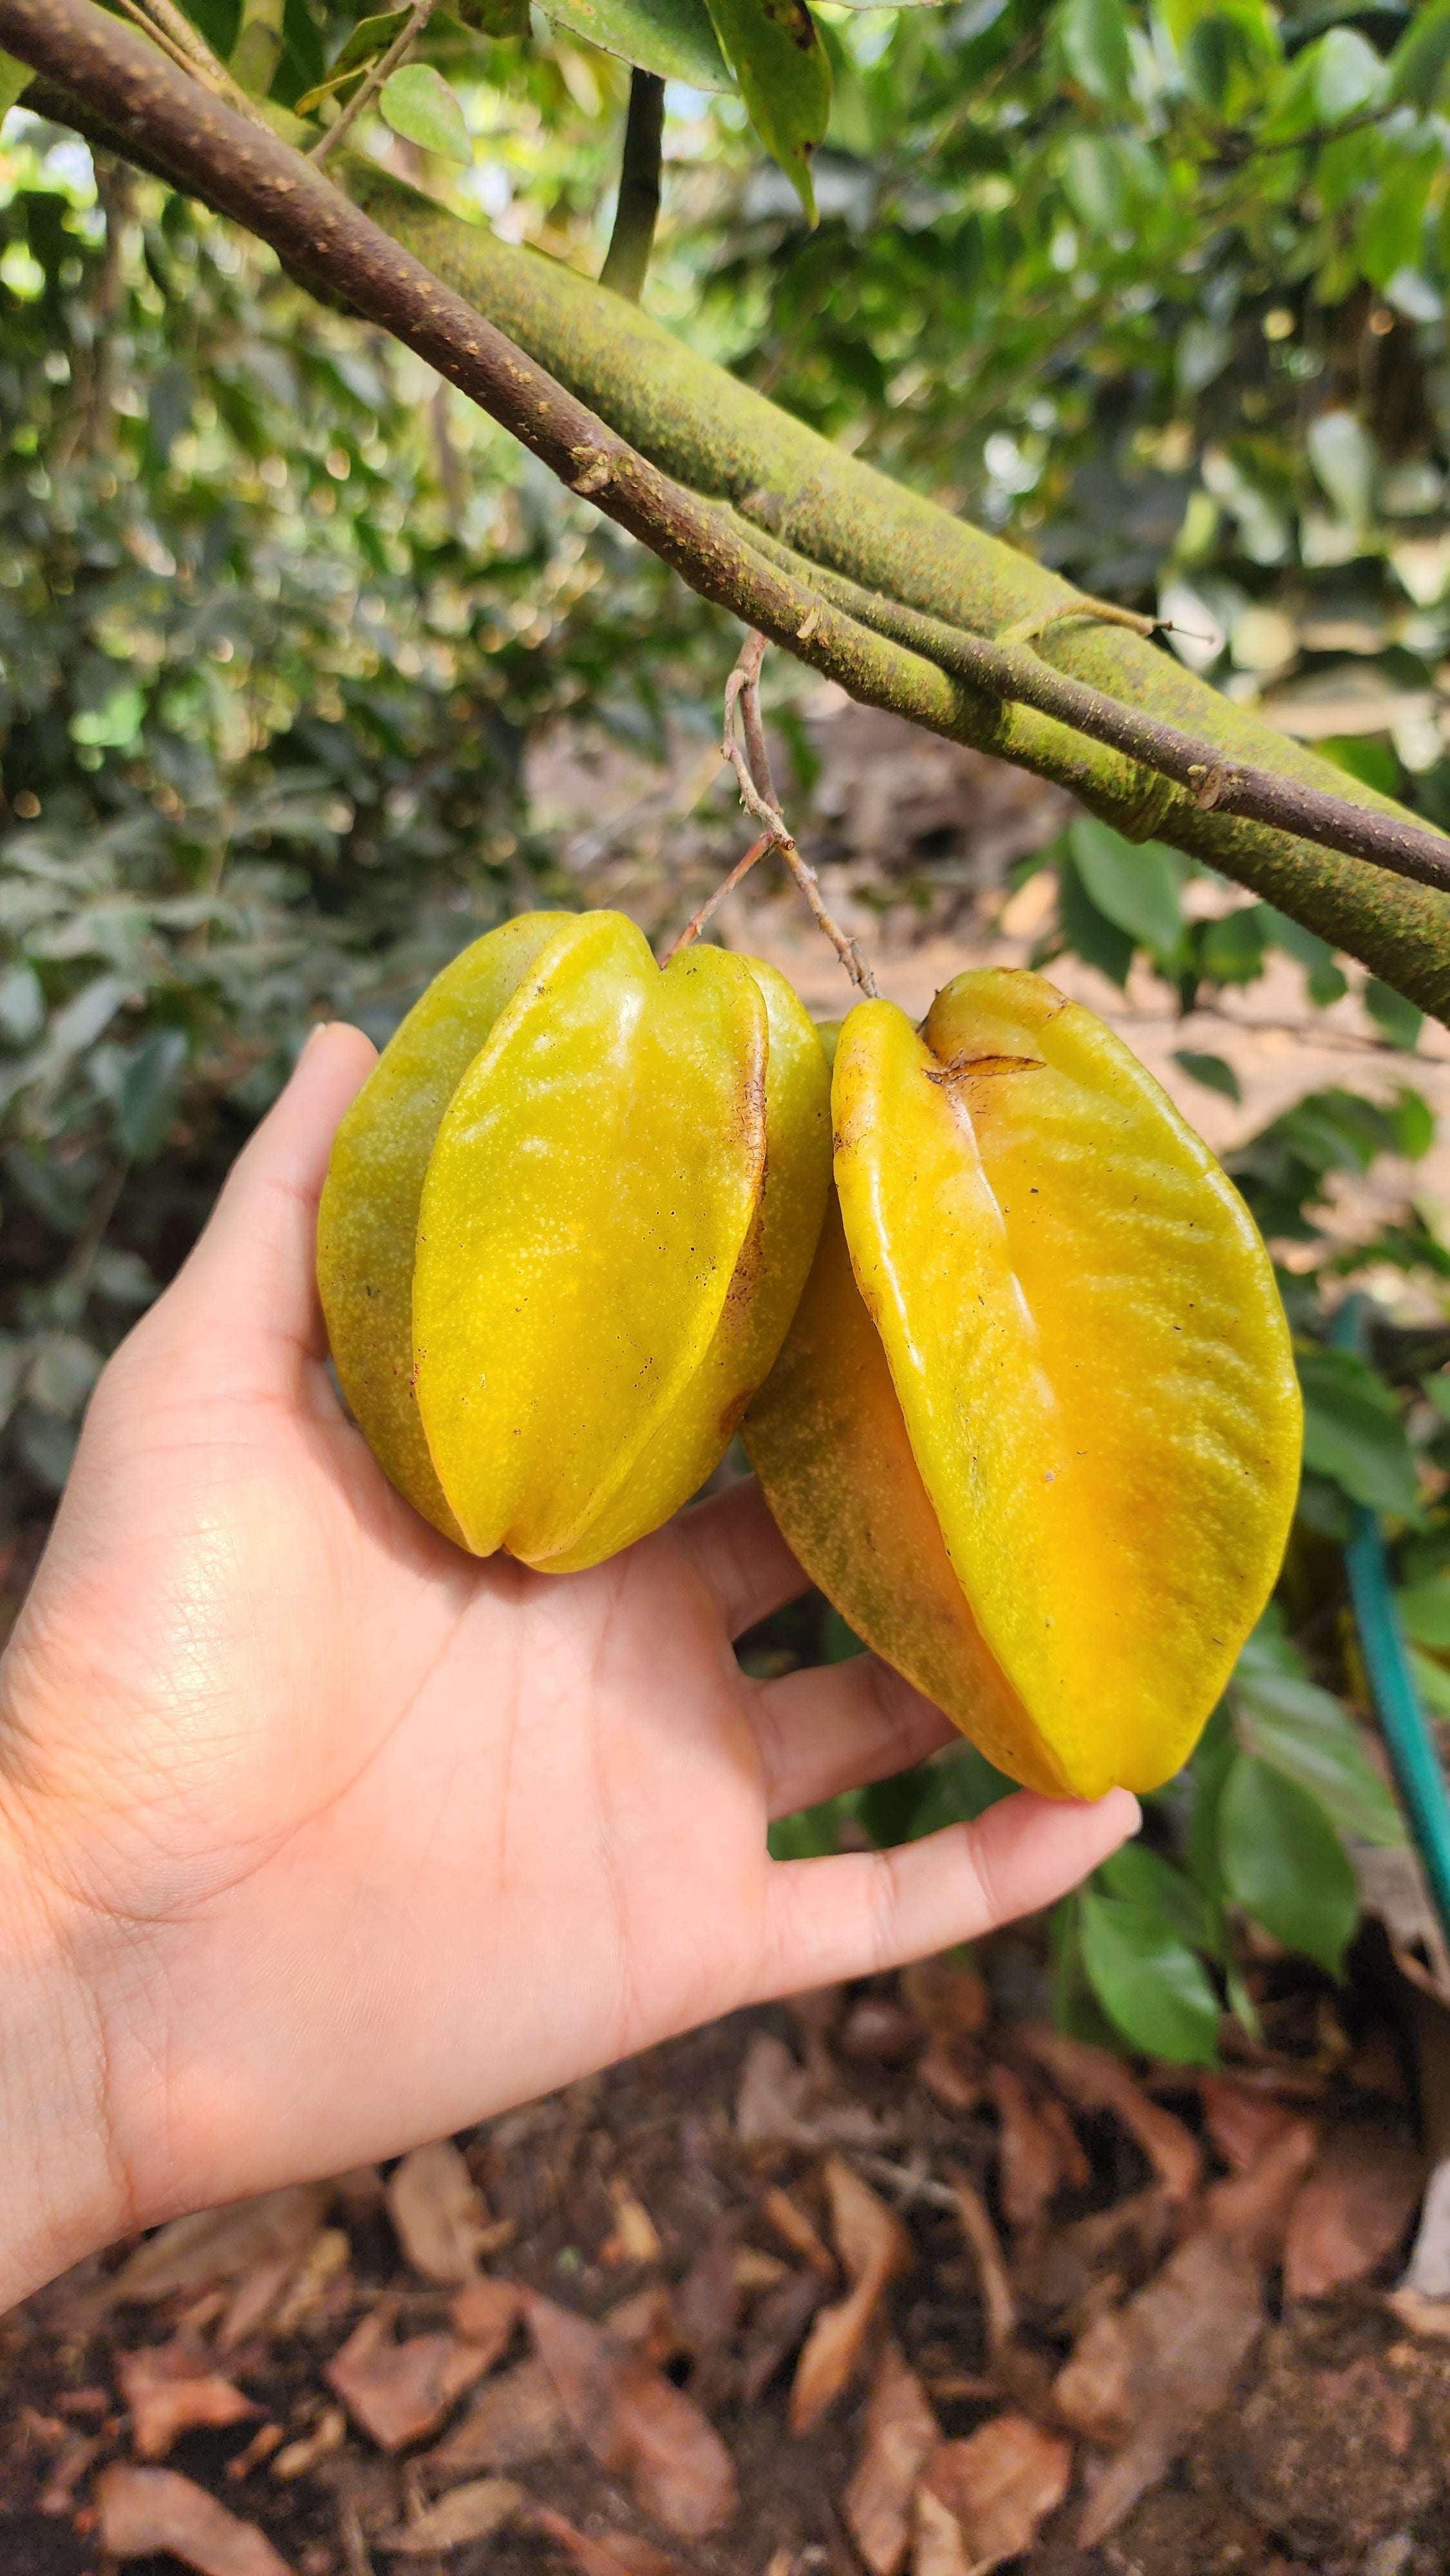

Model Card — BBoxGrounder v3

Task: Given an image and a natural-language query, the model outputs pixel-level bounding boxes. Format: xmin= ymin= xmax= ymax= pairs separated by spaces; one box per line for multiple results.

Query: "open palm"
xmin=0 ymin=1025 xmax=1133 ymax=2285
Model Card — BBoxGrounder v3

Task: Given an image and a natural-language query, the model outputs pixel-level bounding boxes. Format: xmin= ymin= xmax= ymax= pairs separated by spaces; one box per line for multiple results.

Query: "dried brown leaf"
xmin=448 ymin=2275 xmax=520 ymax=2363
xmin=378 ymin=2475 xmax=524 ymax=2552
xmin=923 ymin=2416 xmax=1072 ymax=2574
xmin=788 ymin=2160 xmax=911 ymax=2436
xmin=523 ymin=2289 xmax=737 ymax=2537
xmin=119 ymin=2336 xmax=259 ymax=2460
xmin=916 ymin=2046 xmax=985 ymax=2117
xmin=1203 ymin=2116 xmax=1319 ymax=2257
xmin=86 ymin=2187 xmax=328 ymax=2320
xmin=271 ymin=2406 xmax=346 ymax=2481
xmin=1017 ymin=2027 xmax=1200 ymax=2205
xmin=1283 ymin=2123 xmax=1424 ymax=2300
xmin=386 ymin=2143 xmax=491 ymax=2286
xmin=1059 ymin=2232 xmax=1264 ymax=2548
xmin=601 ymin=2175 xmax=663 ymax=2268
xmin=912 ymin=2483 xmax=971 ymax=2576
xmin=901 ymin=1958 xmax=989 ymax=2044
xmin=735 ymin=2033 xmax=883 ymax=2155
xmin=739 ymin=2268 xmax=824 ymax=2407
xmin=270 ymin=2228 xmax=351 ymax=2338
xmin=840 ymin=1996 xmax=922 ymax=2065
xmin=945 ymin=2169 xmax=1015 ymax=2356
xmin=1387 ymin=2286 xmax=1450 ymax=2338
xmin=843 ymin=2340 xmax=941 ymax=2576
xmin=985 ymin=2065 xmax=1063 ymax=2238
xmin=530 ymin=2499 xmax=688 ymax=2576
xmin=424 ymin=2354 xmax=565 ymax=2477
xmin=826 ymin=2155 xmax=913 ymax=2288
xmin=760 ymin=2183 xmax=836 ymax=2278
xmin=673 ymin=2223 xmax=740 ymax=2360
xmin=1198 ymin=2075 xmax=1303 ymax=2175
xmin=96 ymin=2462 xmax=294 ymax=2575
xmin=326 ymin=2306 xmax=490 ymax=2451
xmin=603 ymin=2282 xmax=681 ymax=2366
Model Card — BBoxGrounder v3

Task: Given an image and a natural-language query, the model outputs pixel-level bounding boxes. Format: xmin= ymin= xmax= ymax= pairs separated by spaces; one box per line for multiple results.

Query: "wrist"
xmin=0 ymin=1786 xmax=131 ymax=2309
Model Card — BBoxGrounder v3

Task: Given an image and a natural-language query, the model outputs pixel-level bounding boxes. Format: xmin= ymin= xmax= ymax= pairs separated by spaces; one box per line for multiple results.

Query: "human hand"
xmin=0 ymin=1025 xmax=1136 ymax=2303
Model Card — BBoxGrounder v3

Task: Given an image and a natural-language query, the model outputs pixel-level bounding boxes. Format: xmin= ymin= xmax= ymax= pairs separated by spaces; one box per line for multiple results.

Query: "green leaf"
xmin=1389 ymin=0 xmax=1450 ymax=108
xmin=1408 ymin=1643 xmax=1450 ymax=1719
xmin=822 ymin=1605 xmax=865 ymax=1662
xmin=27 ymin=1333 xmax=103 ymax=1418
xmin=1306 ymin=26 xmax=1385 ymax=121
xmin=70 ymin=685 xmax=146 ymax=751
xmin=1389 ymin=1087 xmax=1435 ymax=1161
xmin=704 ymin=0 xmax=831 ymax=223
xmin=0 ymin=46 xmax=33 ymax=119
xmin=296 ymin=8 xmax=408 ymax=111
xmin=1297 ymin=1345 xmax=1420 ymax=1519
xmin=1200 ymin=904 xmax=1268 ymax=985
xmin=118 ymin=1028 xmax=189 ymax=1162
xmin=1173 ymin=1049 xmax=1240 ymax=1103
xmin=380 ymin=62 xmax=473 ymax=160
xmin=1079 ymin=1889 xmax=1221 ymax=2063
xmin=1067 ymin=817 xmax=1183 ymax=960
xmin=544 ymin=0 xmax=730 ymax=87
xmin=1097 ymin=1841 xmax=1222 ymax=1953
xmin=1057 ymin=849 xmax=1135 ymax=987
xmin=1058 ymin=0 xmax=1132 ymax=104
xmin=1231 ymin=1661 xmax=1403 ymax=1846
xmin=768 ymin=1791 xmax=853 ymax=1859
xmin=455 ymin=0 xmax=529 ymax=28
xmin=1398 ymin=1578 xmax=1450 ymax=1649
xmin=1365 ymin=978 xmax=1423 ymax=1054
xmin=1218 ymin=1752 xmax=1359 ymax=1976
xmin=1263 ymin=907 xmax=1348 ymax=1007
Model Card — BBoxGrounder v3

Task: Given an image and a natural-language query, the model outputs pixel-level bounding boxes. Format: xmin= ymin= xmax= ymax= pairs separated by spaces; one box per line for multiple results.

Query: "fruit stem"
xmin=721 ymin=632 xmax=878 ymax=998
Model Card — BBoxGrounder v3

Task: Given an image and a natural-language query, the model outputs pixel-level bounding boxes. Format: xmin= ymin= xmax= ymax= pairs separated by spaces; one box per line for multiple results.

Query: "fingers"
xmin=749 ymin=1785 xmax=1140 ymax=2000
xmin=156 ymin=1023 xmax=377 ymax=1391
xmin=751 ymin=1654 xmax=957 ymax=1819
xmin=672 ymin=1476 xmax=809 ymax=1639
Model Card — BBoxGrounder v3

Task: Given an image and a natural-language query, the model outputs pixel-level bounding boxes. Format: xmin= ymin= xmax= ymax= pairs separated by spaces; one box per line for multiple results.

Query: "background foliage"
xmin=5 ymin=0 xmax=1450 ymax=2054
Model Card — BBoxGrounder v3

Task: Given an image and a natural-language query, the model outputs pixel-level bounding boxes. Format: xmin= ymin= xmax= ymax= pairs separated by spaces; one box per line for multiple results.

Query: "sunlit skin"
xmin=0 ymin=1025 xmax=1136 ymax=2311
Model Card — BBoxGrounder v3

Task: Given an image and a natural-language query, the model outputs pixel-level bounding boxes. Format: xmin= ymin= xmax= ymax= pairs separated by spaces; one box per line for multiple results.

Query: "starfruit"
xmin=317 ymin=909 xmax=831 ymax=1569
xmin=744 ymin=969 xmax=1301 ymax=1801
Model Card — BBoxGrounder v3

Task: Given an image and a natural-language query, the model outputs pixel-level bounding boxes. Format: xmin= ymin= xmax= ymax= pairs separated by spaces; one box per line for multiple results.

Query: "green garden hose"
xmin=1334 ymin=1299 xmax=1450 ymax=1956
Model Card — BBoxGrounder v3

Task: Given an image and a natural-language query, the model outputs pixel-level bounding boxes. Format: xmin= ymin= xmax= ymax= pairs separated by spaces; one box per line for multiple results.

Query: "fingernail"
xmin=299 ymin=1021 xmax=332 ymax=1059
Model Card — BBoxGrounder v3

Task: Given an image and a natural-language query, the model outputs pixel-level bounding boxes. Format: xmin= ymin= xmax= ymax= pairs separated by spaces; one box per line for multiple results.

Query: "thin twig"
xmin=310 ymin=0 xmax=437 ymax=167
xmin=659 ymin=831 xmax=773 ymax=966
xmin=134 ymin=0 xmax=265 ymax=119
xmin=722 ymin=631 xmax=878 ymax=998
xmin=111 ymin=0 xmax=207 ymax=85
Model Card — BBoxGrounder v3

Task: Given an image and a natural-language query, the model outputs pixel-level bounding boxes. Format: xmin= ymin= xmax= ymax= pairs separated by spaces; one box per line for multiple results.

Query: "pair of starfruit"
xmin=317 ymin=909 xmax=1301 ymax=1801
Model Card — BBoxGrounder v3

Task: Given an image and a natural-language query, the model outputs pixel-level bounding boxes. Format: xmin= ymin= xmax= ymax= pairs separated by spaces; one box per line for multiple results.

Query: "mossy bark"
xmin=351 ymin=163 xmax=1450 ymax=1020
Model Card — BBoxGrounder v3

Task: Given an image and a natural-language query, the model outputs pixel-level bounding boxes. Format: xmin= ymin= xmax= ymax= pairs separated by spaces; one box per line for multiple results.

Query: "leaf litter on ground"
xmin=788 ymin=2155 xmax=912 ymax=2434
xmin=17 ymin=1953 xmax=1450 ymax=2574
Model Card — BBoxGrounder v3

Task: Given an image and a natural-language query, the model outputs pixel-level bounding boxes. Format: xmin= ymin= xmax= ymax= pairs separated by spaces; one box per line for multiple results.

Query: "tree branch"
xmin=599 ymin=66 xmax=662 ymax=304
xmin=348 ymin=164 xmax=1450 ymax=1019
xmin=7 ymin=0 xmax=1450 ymax=1020
xmin=732 ymin=520 xmax=1450 ymax=898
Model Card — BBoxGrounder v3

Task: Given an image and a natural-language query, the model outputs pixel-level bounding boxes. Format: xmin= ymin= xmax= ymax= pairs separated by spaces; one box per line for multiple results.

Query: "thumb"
xmin=150 ymin=1022 xmax=377 ymax=1394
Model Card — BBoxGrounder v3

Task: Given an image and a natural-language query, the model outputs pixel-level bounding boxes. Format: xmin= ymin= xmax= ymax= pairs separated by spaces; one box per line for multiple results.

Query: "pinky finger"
xmin=748 ymin=1786 xmax=1139 ymax=2003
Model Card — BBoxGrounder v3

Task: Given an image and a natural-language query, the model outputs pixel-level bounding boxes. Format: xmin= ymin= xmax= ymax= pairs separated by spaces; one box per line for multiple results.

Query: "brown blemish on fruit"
xmin=924 ymin=1053 xmax=1046 ymax=1085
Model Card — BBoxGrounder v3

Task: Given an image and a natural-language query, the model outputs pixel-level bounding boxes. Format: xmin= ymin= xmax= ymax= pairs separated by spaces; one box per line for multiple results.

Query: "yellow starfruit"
xmin=317 ymin=909 xmax=831 ymax=1569
xmin=744 ymin=969 xmax=1302 ymax=1800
